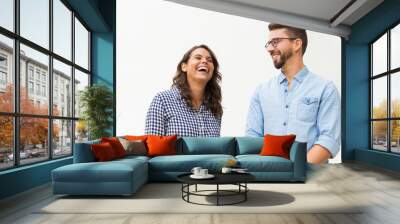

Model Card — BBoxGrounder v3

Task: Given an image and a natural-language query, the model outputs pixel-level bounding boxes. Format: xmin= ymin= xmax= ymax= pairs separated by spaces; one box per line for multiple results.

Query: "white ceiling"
xmin=164 ymin=0 xmax=384 ymax=38
xmin=227 ymin=0 xmax=352 ymax=22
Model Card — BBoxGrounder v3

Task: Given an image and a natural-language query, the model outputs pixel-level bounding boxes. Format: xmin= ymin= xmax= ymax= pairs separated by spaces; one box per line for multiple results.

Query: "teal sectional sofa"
xmin=52 ymin=137 xmax=307 ymax=196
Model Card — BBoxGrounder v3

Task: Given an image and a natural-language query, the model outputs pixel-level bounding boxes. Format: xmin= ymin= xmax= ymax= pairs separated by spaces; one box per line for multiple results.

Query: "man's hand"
xmin=307 ymin=144 xmax=331 ymax=164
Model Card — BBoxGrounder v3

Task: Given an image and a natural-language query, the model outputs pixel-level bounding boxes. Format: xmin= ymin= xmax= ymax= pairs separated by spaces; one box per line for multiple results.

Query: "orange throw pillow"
xmin=101 ymin=137 xmax=127 ymax=158
xmin=124 ymin=135 xmax=148 ymax=141
xmin=91 ymin=142 xmax=117 ymax=161
xmin=260 ymin=134 xmax=296 ymax=159
xmin=146 ymin=135 xmax=177 ymax=157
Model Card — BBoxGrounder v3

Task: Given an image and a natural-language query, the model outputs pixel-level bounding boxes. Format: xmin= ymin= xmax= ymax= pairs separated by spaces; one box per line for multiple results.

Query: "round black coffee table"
xmin=177 ymin=173 xmax=255 ymax=206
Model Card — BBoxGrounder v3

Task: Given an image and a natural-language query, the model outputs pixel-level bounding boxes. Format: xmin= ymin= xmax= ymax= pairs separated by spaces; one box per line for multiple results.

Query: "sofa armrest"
xmin=289 ymin=141 xmax=307 ymax=181
xmin=73 ymin=140 xmax=100 ymax=163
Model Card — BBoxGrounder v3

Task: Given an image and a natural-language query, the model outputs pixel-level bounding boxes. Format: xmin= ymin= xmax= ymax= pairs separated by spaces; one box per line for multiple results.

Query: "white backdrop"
xmin=116 ymin=0 xmax=342 ymax=163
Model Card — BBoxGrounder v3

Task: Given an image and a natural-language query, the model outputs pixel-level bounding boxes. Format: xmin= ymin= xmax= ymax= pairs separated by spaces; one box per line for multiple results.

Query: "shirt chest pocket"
xmin=296 ymin=97 xmax=319 ymax=122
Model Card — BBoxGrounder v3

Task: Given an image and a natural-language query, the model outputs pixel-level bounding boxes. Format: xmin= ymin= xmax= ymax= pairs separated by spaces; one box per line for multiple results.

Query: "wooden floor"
xmin=1 ymin=162 xmax=400 ymax=224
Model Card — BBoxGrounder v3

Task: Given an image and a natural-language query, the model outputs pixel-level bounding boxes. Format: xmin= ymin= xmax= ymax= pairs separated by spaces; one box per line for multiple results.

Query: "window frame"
xmin=0 ymin=0 xmax=92 ymax=171
xmin=370 ymin=20 xmax=400 ymax=154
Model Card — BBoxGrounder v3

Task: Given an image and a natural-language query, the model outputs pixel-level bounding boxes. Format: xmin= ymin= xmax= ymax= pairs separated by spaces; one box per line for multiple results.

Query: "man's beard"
xmin=272 ymin=50 xmax=293 ymax=69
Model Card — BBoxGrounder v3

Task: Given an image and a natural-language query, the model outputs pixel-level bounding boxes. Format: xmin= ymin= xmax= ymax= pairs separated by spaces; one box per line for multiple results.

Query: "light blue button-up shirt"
xmin=245 ymin=67 xmax=341 ymax=157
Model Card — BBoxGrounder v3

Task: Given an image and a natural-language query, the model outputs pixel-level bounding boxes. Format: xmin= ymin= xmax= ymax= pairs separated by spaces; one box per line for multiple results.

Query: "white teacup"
xmin=199 ymin=169 xmax=208 ymax=176
xmin=191 ymin=167 xmax=202 ymax=176
xmin=221 ymin=167 xmax=232 ymax=174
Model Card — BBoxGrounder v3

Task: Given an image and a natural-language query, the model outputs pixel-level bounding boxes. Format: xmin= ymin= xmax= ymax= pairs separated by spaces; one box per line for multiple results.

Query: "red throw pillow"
xmin=259 ymin=134 xmax=296 ymax=159
xmin=101 ymin=137 xmax=127 ymax=158
xmin=91 ymin=142 xmax=117 ymax=161
xmin=146 ymin=135 xmax=177 ymax=157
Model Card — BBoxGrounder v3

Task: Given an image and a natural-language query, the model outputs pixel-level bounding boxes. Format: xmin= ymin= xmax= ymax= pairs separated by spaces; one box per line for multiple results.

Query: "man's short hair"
xmin=268 ymin=23 xmax=308 ymax=55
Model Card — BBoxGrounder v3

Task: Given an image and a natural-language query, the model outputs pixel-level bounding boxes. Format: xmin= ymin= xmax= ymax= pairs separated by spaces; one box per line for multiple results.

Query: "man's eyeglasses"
xmin=265 ymin=37 xmax=297 ymax=48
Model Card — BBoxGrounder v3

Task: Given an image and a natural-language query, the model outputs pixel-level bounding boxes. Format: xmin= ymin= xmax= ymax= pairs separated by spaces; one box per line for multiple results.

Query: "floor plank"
xmin=1 ymin=162 xmax=400 ymax=224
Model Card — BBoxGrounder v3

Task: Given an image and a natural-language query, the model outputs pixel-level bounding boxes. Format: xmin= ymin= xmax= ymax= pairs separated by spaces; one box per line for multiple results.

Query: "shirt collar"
xmin=278 ymin=73 xmax=286 ymax=84
xmin=278 ymin=66 xmax=309 ymax=84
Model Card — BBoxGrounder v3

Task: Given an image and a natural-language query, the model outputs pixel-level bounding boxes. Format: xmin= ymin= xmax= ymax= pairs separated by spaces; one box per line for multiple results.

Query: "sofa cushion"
xmin=148 ymin=154 xmax=235 ymax=172
xmin=53 ymin=158 xmax=147 ymax=183
xmin=235 ymin=137 xmax=264 ymax=155
xmin=236 ymin=155 xmax=293 ymax=172
xmin=178 ymin=137 xmax=235 ymax=155
xmin=74 ymin=140 xmax=100 ymax=163
xmin=115 ymin=155 xmax=150 ymax=164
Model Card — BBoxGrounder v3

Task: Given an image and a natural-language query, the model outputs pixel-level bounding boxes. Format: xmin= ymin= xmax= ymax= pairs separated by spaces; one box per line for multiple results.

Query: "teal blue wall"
xmin=66 ymin=0 xmax=110 ymax=32
xmin=92 ymin=33 xmax=114 ymax=88
xmin=0 ymin=0 xmax=116 ymax=200
xmin=91 ymin=0 xmax=116 ymax=135
xmin=91 ymin=32 xmax=115 ymax=135
xmin=355 ymin=149 xmax=400 ymax=172
xmin=343 ymin=0 xmax=400 ymax=171
xmin=0 ymin=158 xmax=72 ymax=199
xmin=342 ymin=44 xmax=370 ymax=159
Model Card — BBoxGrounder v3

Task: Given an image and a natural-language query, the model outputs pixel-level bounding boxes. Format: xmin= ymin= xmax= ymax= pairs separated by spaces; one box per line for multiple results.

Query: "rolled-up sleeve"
xmin=245 ymin=86 xmax=264 ymax=137
xmin=145 ymin=94 xmax=166 ymax=136
xmin=314 ymin=82 xmax=341 ymax=157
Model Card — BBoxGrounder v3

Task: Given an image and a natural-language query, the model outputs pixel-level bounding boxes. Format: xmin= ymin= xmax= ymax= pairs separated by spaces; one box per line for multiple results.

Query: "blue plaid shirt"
xmin=145 ymin=87 xmax=221 ymax=137
xmin=246 ymin=67 xmax=341 ymax=157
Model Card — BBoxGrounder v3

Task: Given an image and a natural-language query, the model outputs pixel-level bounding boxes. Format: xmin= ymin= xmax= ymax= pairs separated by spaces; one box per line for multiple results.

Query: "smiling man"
xmin=245 ymin=24 xmax=341 ymax=164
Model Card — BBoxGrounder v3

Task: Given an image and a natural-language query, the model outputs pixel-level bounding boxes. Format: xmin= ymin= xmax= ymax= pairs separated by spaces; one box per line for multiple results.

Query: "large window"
xmin=0 ymin=0 xmax=91 ymax=170
xmin=371 ymin=23 xmax=400 ymax=154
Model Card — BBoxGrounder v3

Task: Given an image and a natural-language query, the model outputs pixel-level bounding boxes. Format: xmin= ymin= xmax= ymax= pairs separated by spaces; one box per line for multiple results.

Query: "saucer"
xmin=190 ymin=174 xmax=215 ymax=179
xmin=232 ymin=170 xmax=249 ymax=174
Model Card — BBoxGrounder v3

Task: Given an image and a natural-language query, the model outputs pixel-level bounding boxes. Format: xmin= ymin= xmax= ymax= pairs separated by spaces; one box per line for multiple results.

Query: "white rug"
xmin=38 ymin=183 xmax=361 ymax=214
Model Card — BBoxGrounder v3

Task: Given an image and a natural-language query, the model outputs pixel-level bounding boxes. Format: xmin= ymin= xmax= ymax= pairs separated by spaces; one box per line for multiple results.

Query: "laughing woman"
xmin=145 ymin=44 xmax=223 ymax=137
